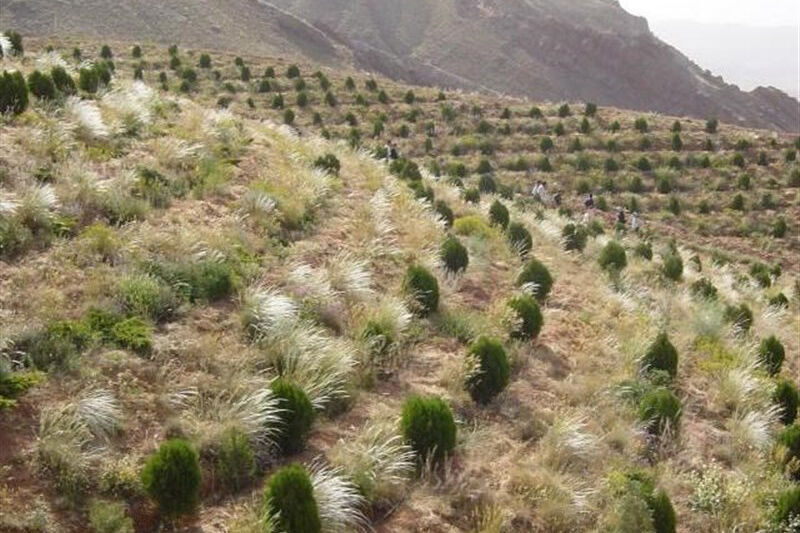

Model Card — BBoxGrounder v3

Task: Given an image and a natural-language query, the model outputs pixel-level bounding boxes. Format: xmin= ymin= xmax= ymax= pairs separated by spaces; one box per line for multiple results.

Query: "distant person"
xmin=630 ymin=212 xmax=641 ymax=233
xmin=617 ymin=207 xmax=626 ymax=225
xmin=384 ymin=142 xmax=392 ymax=162
xmin=553 ymin=190 xmax=562 ymax=207
xmin=389 ymin=142 xmax=399 ymax=160
xmin=584 ymin=193 xmax=594 ymax=209
xmin=532 ymin=180 xmax=543 ymax=200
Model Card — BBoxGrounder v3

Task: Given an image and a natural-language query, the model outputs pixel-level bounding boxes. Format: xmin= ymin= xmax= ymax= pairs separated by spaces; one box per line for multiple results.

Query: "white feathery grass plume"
xmin=76 ymin=389 xmax=121 ymax=440
xmin=309 ymin=459 xmax=370 ymax=532
xmin=191 ymin=241 xmax=227 ymax=263
xmin=103 ymin=81 xmax=156 ymax=132
xmin=38 ymin=405 xmax=102 ymax=462
xmin=66 ymin=97 xmax=110 ymax=140
xmin=326 ymin=252 xmax=374 ymax=301
xmin=333 ymin=422 xmax=414 ymax=501
xmin=35 ymin=50 xmax=74 ymax=75
xmin=153 ymin=138 xmax=203 ymax=170
xmin=243 ymin=287 xmax=299 ymax=339
xmin=716 ymin=364 xmax=762 ymax=411
xmin=30 ymin=119 xmax=77 ymax=161
xmin=18 ymin=184 xmax=59 ymax=227
xmin=0 ymin=192 xmax=19 ymax=218
xmin=691 ymin=301 xmax=726 ymax=339
xmin=166 ymin=387 xmax=199 ymax=410
xmin=0 ymin=33 xmax=12 ymax=58
xmin=287 ymin=262 xmax=337 ymax=304
xmin=217 ymin=388 xmax=285 ymax=452
xmin=539 ymin=415 xmax=599 ymax=469
xmin=727 ymin=405 xmax=781 ymax=453
xmin=240 ymin=190 xmax=277 ymax=218
xmin=203 ymin=108 xmax=243 ymax=146
xmin=275 ymin=327 xmax=356 ymax=410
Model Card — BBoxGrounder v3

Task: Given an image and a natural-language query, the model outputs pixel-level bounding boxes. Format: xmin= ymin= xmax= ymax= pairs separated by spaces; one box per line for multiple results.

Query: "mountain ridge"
xmin=2 ymin=0 xmax=798 ymax=131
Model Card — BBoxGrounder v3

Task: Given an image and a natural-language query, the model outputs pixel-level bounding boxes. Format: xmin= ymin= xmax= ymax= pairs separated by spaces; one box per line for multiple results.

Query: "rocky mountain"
xmin=2 ymin=0 xmax=798 ymax=131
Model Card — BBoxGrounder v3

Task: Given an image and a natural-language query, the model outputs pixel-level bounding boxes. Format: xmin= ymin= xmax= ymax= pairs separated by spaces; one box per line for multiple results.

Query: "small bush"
xmin=772 ymin=217 xmax=788 ymax=238
xmin=642 ymin=332 xmax=678 ymax=379
xmin=272 ymin=379 xmax=315 ymax=455
xmin=661 ymin=254 xmax=683 ymax=281
xmin=634 ymin=117 xmax=648 ymax=133
xmin=769 ymin=293 xmax=789 ymax=308
xmin=639 ymin=388 xmax=681 ymax=434
xmin=401 ymin=395 xmax=456 ymax=464
xmin=264 ymin=464 xmax=320 ymax=533
xmin=440 ymin=236 xmax=469 ymax=274
xmin=517 ymin=259 xmax=553 ymax=302
xmin=507 ymin=222 xmax=532 ymax=256
xmin=705 ymin=118 xmax=718 ymax=133
xmin=562 ymin=223 xmax=588 ymax=252
xmin=100 ymin=44 xmax=113 ymax=59
xmin=725 ymin=303 xmax=753 ymax=333
xmin=463 ymin=187 xmax=480 ymax=204
xmin=635 ymin=242 xmax=653 ymax=260
xmin=313 ymin=153 xmax=341 ymax=175
xmin=88 ymin=499 xmax=134 ymax=533
xmin=0 ymin=70 xmax=29 ymax=115
xmin=403 ymin=265 xmax=439 ymax=316
xmin=110 ymin=317 xmax=152 ymax=355
xmin=758 ymin=336 xmax=785 ymax=376
xmin=599 ymin=241 xmax=627 ymax=271
xmin=465 ymin=337 xmax=510 ymax=404
xmin=283 ymin=108 xmax=295 ymax=125
xmin=650 ymin=489 xmax=677 ymax=533
xmin=118 ymin=275 xmax=177 ymax=322
xmin=776 ymin=424 xmax=800 ymax=480
xmin=484 ymin=201 xmax=509 ymax=230
xmin=773 ymin=486 xmax=800 ymax=526
xmin=140 ymin=439 xmax=201 ymax=518
xmin=507 ymin=294 xmax=543 ymax=341
xmin=690 ymin=278 xmax=717 ymax=300
xmin=17 ymin=320 xmax=92 ymax=370
xmin=434 ymin=200 xmax=454 ymax=227
xmin=216 ymin=427 xmax=255 ymax=493
xmin=478 ymin=174 xmax=496 ymax=193
xmin=774 ymin=380 xmax=798 ymax=426
xmin=27 ymin=70 xmax=56 ymax=100
xmin=453 ymin=216 xmax=491 ymax=238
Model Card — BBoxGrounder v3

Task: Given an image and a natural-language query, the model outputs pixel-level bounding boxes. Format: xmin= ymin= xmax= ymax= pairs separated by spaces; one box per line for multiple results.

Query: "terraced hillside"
xmin=1 ymin=38 xmax=799 ymax=533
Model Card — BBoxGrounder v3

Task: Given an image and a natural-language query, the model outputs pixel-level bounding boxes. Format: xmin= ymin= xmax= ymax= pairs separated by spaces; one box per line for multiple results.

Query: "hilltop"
xmin=2 ymin=0 xmax=798 ymax=132
xmin=0 ymin=38 xmax=798 ymax=533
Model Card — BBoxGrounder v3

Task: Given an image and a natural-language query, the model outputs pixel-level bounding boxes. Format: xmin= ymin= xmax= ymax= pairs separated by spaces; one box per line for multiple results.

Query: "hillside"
xmin=1 ymin=39 xmax=799 ymax=533
xmin=2 ymin=0 xmax=799 ymax=132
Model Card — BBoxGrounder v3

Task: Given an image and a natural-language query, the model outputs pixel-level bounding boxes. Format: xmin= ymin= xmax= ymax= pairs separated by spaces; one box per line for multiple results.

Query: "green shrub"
xmin=88 ymin=499 xmax=134 ymax=533
xmin=599 ymin=241 xmax=627 ymax=271
xmin=389 ymin=158 xmax=421 ymax=181
xmin=773 ymin=486 xmax=800 ymax=526
xmin=401 ymin=395 xmax=456 ymax=464
xmin=118 ymin=275 xmax=177 ymax=322
xmin=725 ymin=303 xmax=753 ymax=333
xmin=110 ymin=317 xmax=152 ymax=355
xmin=517 ymin=259 xmax=553 ymax=302
xmin=507 ymin=294 xmax=543 ymax=341
xmin=540 ymin=136 xmax=554 ymax=152
xmin=478 ymin=174 xmax=496 ymax=193
xmin=758 ymin=336 xmax=785 ymax=376
xmin=283 ymin=108 xmax=295 ymax=125
xmin=650 ymin=489 xmax=677 ymax=533
xmin=769 ymin=293 xmax=789 ymax=308
xmin=690 ymin=278 xmax=717 ymax=300
xmin=216 ymin=427 xmax=255 ymax=493
xmin=18 ymin=320 xmax=92 ymax=370
xmin=198 ymin=53 xmax=211 ymax=68
xmin=642 ymin=332 xmax=678 ymax=379
xmin=403 ymin=265 xmax=439 ymax=316
xmin=463 ymin=187 xmax=480 ymax=204
xmin=453 ymin=216 xmax=492 ymax=238
xmin=263 ymin=464 xmax=320 ymax=533
xmin=465 ymin=337 xmax=510 ymax=404
xmin=440 ymin=236 xmax=469 ymax=274
xmin=635 ymin=242 xmax=653 ymax=260
xmin=5 ymin=31 xmax=23 ymax=55
xmin=562 ymin=223 xmax=588 ymax=252
xmin=639 ymin=388 xmax=681 ymax=434
xmin=488 ymin=200 xmax=509 ymax=229
xmin=661 ymin=254 xmax=683 ymax=281
xmin=313 ymin=153 xmax=341 ymax=175
xmin=507 ymin=222 xmax=532 ymax=256
xmin=78 ymin=67 xmax=100 ymax=93
xmin=271 ymin=93 xmax=284 ymax=109
xmin=140 ymin=439 xmax=201 ymax=518
xmin=0 ymin=70 xmax=29 ymax=115
xmin=272 ymin=379 xmax=314 ymax=454
xmin=776 ymin=424 xmax=800 ymax=480
xmin=27 ymin=70 xmax=56 ymax=100
xmin=434 ymin=200 xmax=454 ymax=227
xmin=772 ymin=217 xmax=788 ymax=238
xmin=634 ymin=117 xmax=648 ymax=133
xmin=774 ymin=380 xmax=798 ymax=425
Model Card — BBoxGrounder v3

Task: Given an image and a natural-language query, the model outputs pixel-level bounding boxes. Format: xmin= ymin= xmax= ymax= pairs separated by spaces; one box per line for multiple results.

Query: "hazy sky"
xmin=619 ymin=0 xmax=800 ymax=26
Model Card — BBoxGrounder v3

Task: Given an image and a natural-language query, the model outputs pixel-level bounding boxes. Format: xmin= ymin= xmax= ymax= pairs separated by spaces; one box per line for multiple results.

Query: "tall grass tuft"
xmin=309 ymin=460 xmax=369 ymax=532
xmin=66 ymin=97 xmax=110 ymax=140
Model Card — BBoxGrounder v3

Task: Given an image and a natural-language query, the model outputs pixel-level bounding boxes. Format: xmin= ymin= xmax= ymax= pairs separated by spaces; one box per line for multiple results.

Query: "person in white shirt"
xmin=631 ymin=212 xmax=641 ymax=232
